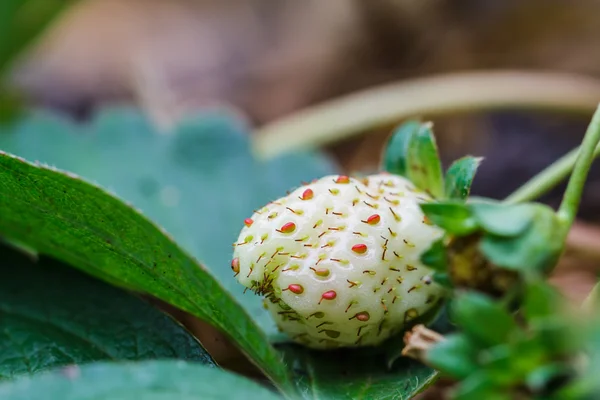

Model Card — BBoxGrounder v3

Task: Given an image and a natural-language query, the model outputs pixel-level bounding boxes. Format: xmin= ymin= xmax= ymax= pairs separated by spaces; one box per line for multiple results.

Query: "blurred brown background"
xmin=7 ymin=0 xmax=600 ymax=393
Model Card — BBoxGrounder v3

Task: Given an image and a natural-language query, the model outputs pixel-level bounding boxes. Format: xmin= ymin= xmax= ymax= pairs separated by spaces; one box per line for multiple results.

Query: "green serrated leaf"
xmin=0 ymin=151 xmax=293 ymax=392
xmin=452 ymin=292 xmax=517 ymax=347
xmin=381 ymin=120 xmax=422 ymax=177
xmin=420 ymin=202 xmax=479 ymax=235
xmin=480 ymin=205 xmax=565 ymax=276
xmin=0 ymin=360 xmax=283 ymax=400
xmin=445 ymin=156 xmax=482 ymax=200
xmin=426 ymin=334 xmax=478 ymax=380
xmin=469 ymin=200 xmax=536 ymax=237
xmin=0 ymin=242 xmax=214 ymax=379
xmin=420 ymin=238 xmax=448 ymax=272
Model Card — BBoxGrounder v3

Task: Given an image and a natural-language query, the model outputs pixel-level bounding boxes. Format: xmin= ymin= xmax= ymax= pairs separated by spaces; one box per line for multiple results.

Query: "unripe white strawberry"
xmin=231 ymin=174 xmax=445 ymax=349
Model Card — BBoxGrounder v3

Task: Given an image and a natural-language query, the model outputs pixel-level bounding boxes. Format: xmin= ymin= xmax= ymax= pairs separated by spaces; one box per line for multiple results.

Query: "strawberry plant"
xmin=3 ymin=5 xmax=600 ymax=399
xmin=0 ymin=103 xmax=599 ymax=399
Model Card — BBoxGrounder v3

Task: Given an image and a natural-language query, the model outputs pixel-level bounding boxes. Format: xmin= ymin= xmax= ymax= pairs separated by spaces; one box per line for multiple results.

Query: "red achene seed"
xmin=352 ymin=244 xmax=368 ymax=254
xmin=356 ymin=312 xmax=370 ymax=321
xmin=279 ymin=222 xmax=296 ymax=233
xmin=288 ymin=284 xmax=304 ymax=294
xmin=301 ymin=188 xmax=314 ymax=200
xmin=231 ymin=258 xmax=240 ymax=273
xmin=244 ymin=218 xmax=253 ymax=227
xmin=321 ymin=290 xmax=337 ymax=301
xmin=366 ymin=214 xmax=380 ymax=225
xmin=336 ymin=175 xmax=350 ymax=184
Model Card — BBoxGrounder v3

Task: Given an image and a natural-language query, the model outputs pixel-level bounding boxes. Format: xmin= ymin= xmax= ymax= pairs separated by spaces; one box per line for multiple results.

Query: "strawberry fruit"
xmin=232 ymin=174 xmax=445 ymax=349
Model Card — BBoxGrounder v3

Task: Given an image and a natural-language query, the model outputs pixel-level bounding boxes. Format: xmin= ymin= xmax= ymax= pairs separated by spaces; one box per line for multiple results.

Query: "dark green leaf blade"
xmin=445 ymin=157 xmax=482 ymax=200
xmin=0 ymin=242 xmax=214 ymax=379
xmin=381 ymin=120 xmax=421 ymax=177
xmin=452 ymin=292 xmax=517 ymax=347
xmin=406 ymin=122 xmax=444 ymax=198
xmin=0 ymin=360 xmax=283 ymax=400
xmin=0 ymin=152 xmax=293 ymax=392
xmin=0 ymin=0 xmax=74 ymax=73
xmin=280 ymin=344 xmax=438 ymax=400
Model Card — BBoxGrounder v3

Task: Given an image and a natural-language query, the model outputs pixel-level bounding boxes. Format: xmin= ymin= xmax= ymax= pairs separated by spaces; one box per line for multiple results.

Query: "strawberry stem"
xmin=505 ymin=104 xmax=600 ymax=205
xmin=557 ymin=104 xmax=600 ymax=227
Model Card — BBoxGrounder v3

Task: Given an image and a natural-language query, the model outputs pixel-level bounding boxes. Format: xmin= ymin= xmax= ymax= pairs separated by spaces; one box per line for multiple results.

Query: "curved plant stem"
xmin=252 ymin=71 xmax=600 ymax=159
xmin=557 ymin=105 xmax=600 ymax=228
xmin=504 ymin=143 xmax=600 ymax=204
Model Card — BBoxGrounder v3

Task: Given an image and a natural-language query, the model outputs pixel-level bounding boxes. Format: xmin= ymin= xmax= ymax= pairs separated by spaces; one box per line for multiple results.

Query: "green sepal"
xmin=451 ymin=292 xmax=517 ymax=347
xmin=479 ymin=204 xmax=565 ymax=277
xmin=381 ymin=120 xmax=422 ymax=177
xmin=406 ymin=122 xmax=445 ymax=198
xmin=426 ymin=334 xmax=478 ymax=380
xmin=469 ymin=199 xmax=536 ymax=237
xmin=433 ymin=271 xmax=453 ymax=288
xmin=453 ymin=371 xmax=509 ymax=400
xmin=420 ymin=238 xmax=448 ymax=272
xmin=445 ymin=156 xmax=482 ymax=200
xmin=420 ymin=202 xmax=479 ymax=235
xmin=524 ymin=281 xmax=561 ymax=322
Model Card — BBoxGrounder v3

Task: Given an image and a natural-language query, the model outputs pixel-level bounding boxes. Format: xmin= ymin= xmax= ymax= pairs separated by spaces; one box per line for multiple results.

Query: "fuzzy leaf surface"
xmin=0 ymin=360 xmax=283 ymax=400
xmin=0 ymin=242 xmax=214 ymax=380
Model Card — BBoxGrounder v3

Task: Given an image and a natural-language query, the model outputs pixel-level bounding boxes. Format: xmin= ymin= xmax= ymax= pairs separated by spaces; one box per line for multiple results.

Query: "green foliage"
xmin=0 ymin=148 xmax=295 ymax=392
xmin=428 ymin=283 xmax=583 ymax=399
xmin=280 ymin=345 xmax=438 ymax=400
xmin=381 ymin=120 xmax=422 ymax=177
xmin=406 ymin=122 xmax=445 ymax=198
xmin=0 ymin=242 xmax=214 ymax=379
xmin=0 ymin=360 xmax=283 ymax=400
xmin=445 ymin=157 xmax=482 ymax=200
xmin=382 ymin=120 xmax=480 ymax=200
xmin=0 ymin=108 xmax=445 ymax=398
xmin=0 ymin=0 xmax=74 ymax=73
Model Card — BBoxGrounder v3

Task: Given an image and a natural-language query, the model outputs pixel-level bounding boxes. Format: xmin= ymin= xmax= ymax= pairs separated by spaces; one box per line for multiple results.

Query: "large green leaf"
xmin=0 ymin=108 xmax=337 ymax=334
xmin=0 ymin=151 xmax=293 ymax=392
xmin=0 ymin=0 xmax=74 ymax=73
xmin=280 ymin=344 xmax=437 ymax=400
xmin=0 ymin=108 xmax=446 ymax=398
xmin=0 ymin=360 xmax=283 ymax=400
xmin=0 ymin=242 xmax=214 ymax=380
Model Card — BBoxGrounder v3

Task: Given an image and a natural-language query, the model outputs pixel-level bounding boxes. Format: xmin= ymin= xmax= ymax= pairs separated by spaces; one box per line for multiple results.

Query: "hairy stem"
xmin=557 ymin=105 xmax=600 ymax=227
